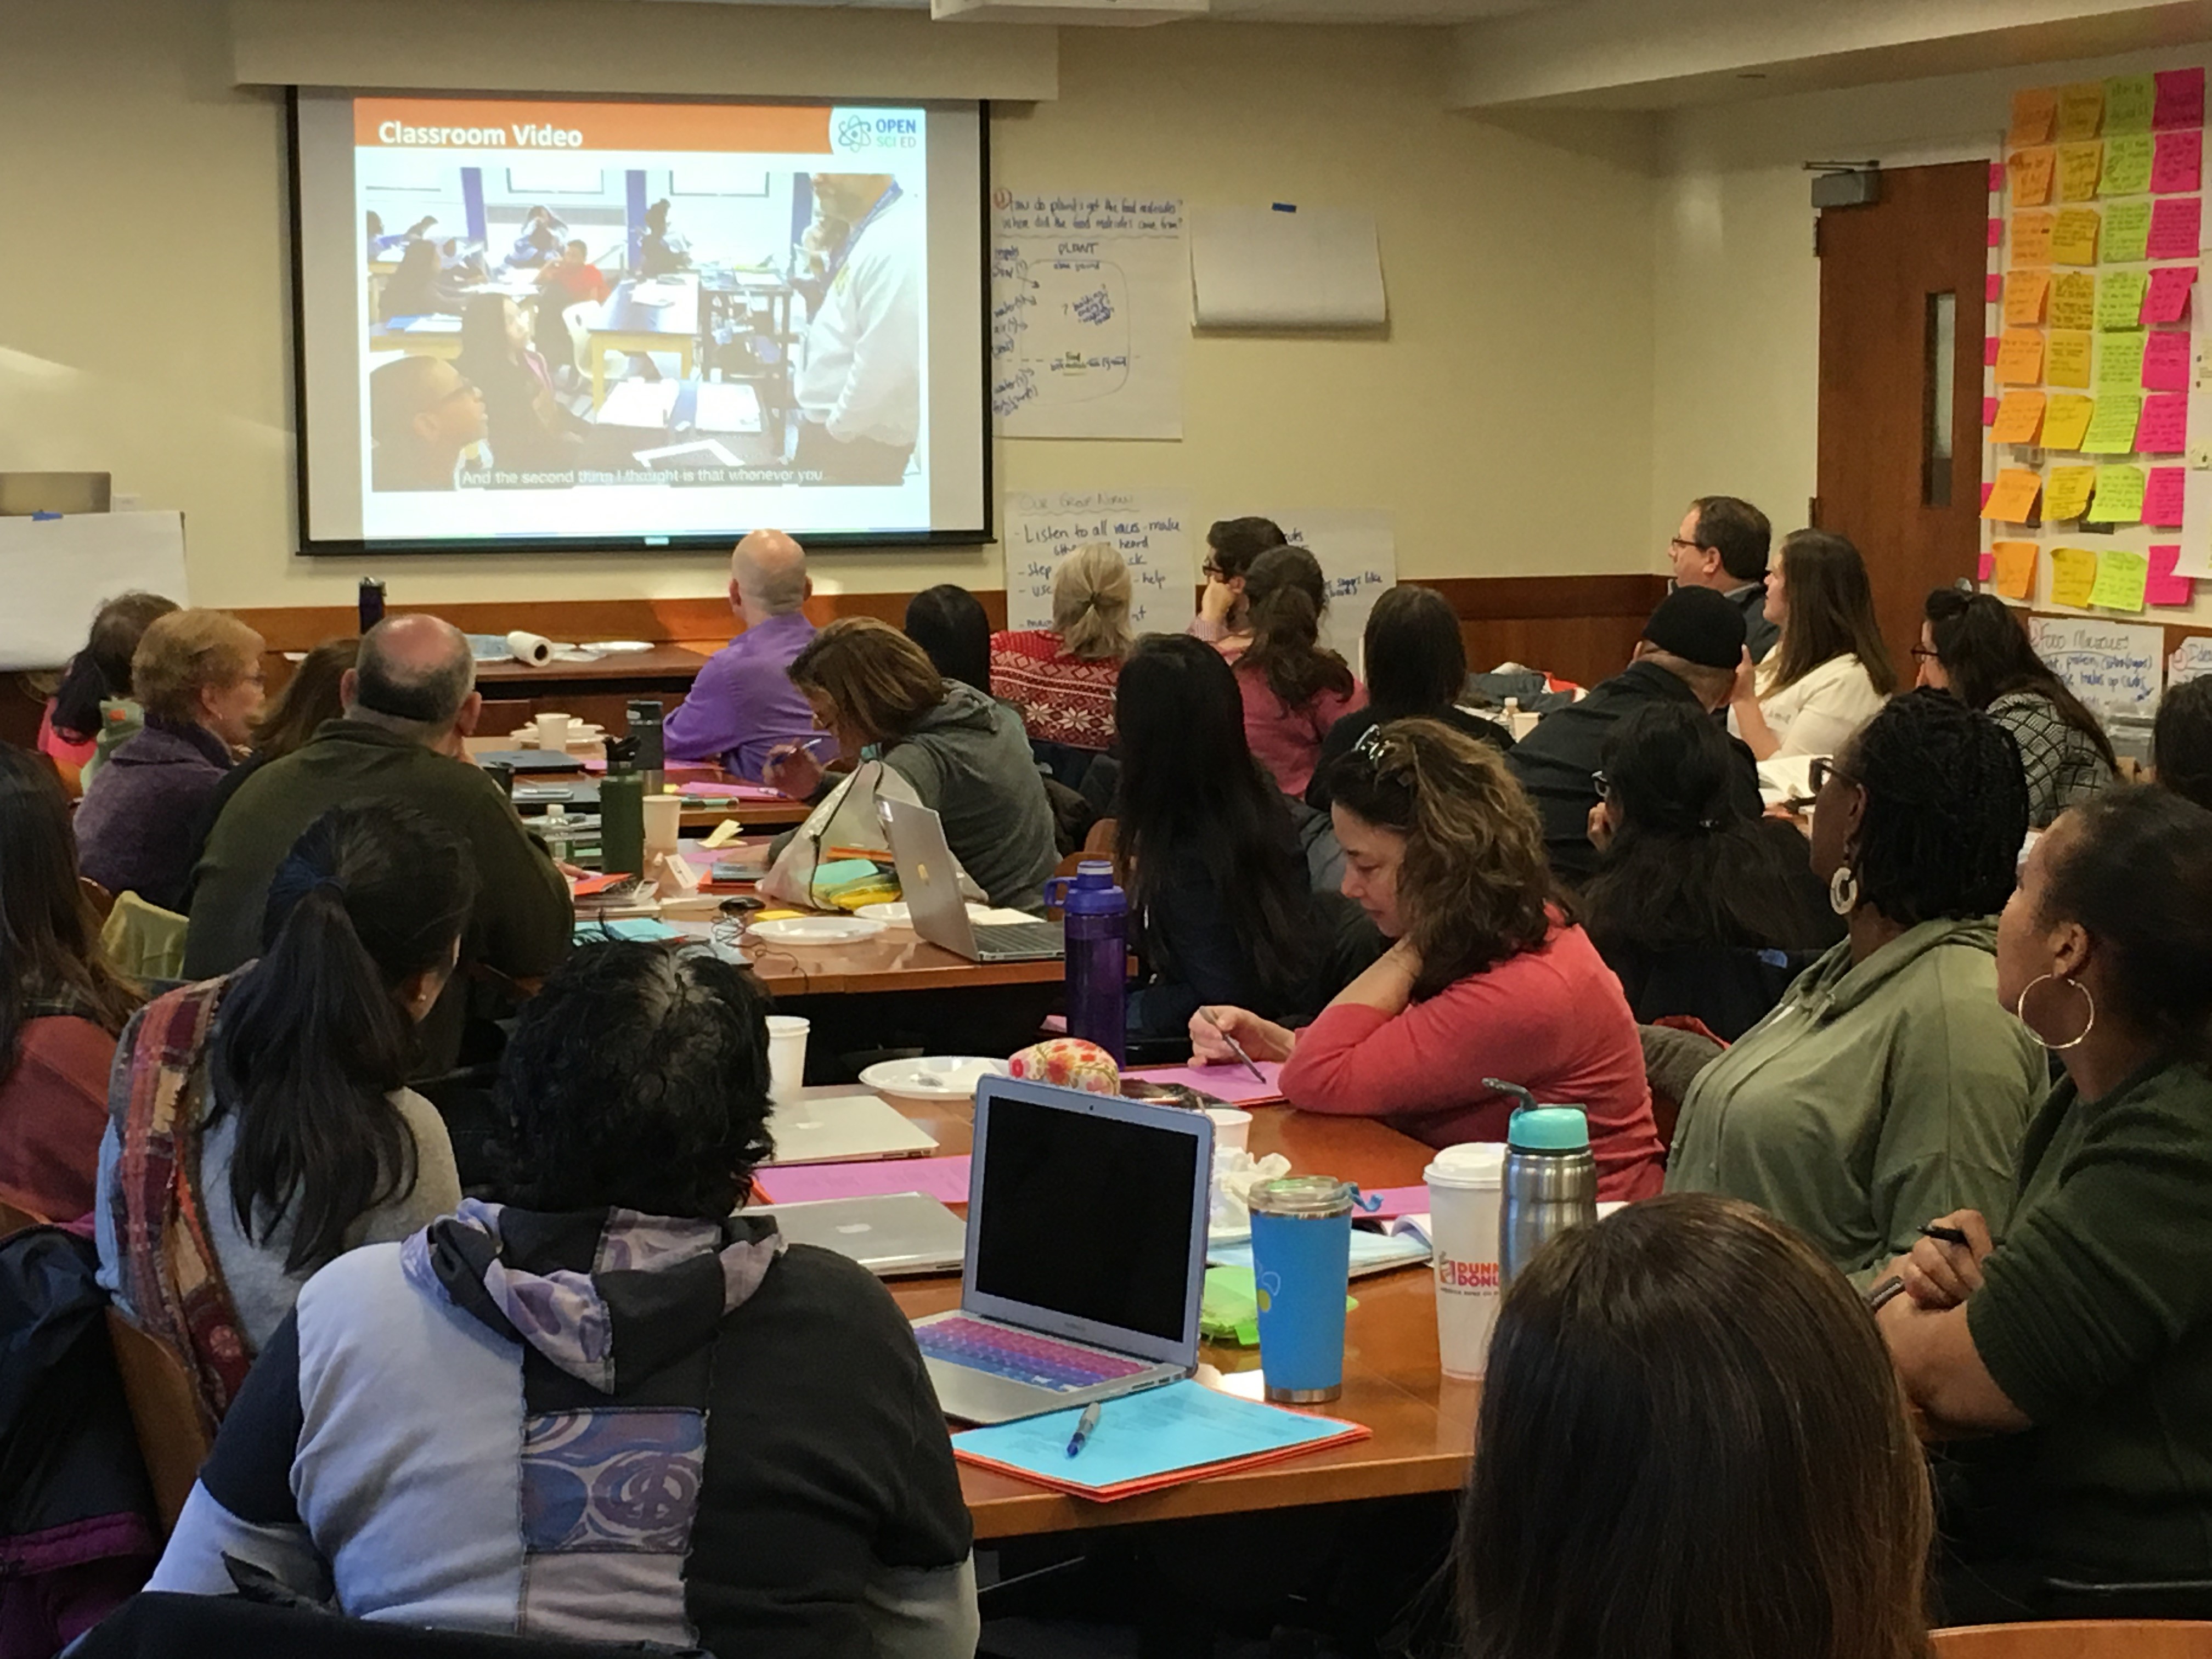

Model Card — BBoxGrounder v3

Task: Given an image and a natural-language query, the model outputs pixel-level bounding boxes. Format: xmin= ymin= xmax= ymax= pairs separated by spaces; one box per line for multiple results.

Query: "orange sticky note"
xmin=2045 ymin=330 xmax=2092 ymax=388
xmin=1994 ymin=328 xmax=2046 ymax=384
xmin=1981 ymin=467 xmax=2044 ymax=522
xmin=2011 ymin=87 xmax=2059 ymax=145
xmin=1991 ymin=540 xmax=2038 ymax=599
xmin=2057 ymin=140 xmax=2104 ymax=201
xmin=2003 ymin=269 xmax=2051 ymax=326
xmin=2042 ymin=393 xmax=2096 ymax=449
xmin=2043 ymin=465 xmax=2097 ymax=521
xmin=1990 ymin=390 xmax=2047 ymax=444
xmin=2010 ymin=147 xmax=2056 ymax=207
xmin=2051 ymin=207 xmax=2103 ymax=265
xmin=2058 ymin=81 xmax=2106 ymax=142
xmin=2011 ymin=211 xmax=2057 ymax=266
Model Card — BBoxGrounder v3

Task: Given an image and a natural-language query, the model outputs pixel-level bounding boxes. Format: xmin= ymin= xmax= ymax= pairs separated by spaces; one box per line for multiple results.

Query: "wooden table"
xmin=663 ymin=904 xmax=1066 ymax=998
xmin=465 ymin=736 xmax=813 ymax=830
xmin=804 ymin=1086 xmax=1469 ymax=1539
xmin=588 ymin=276 xmax=699 ymax=407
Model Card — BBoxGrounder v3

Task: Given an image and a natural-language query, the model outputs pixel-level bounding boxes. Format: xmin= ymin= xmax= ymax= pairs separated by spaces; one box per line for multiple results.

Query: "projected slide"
xmin=294 ymin=93 xmax=989 ymax=550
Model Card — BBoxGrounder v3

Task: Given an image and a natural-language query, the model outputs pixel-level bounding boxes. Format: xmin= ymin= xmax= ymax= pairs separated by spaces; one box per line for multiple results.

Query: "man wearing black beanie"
xmin=1507 ymin=587 xmax=1764 ymax=885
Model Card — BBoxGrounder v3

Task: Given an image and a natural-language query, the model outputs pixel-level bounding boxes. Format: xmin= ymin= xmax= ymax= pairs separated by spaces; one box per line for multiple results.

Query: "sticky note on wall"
xmin=2051 ymin=545 xmax=2101 ymax=606
xmin=2137 ymin=392 xmax=2189 ymax=454
xmin=2044 ymin=465 xmax=2097 ymax=521
xmin=2004 ymin=269 xmax=2050 ymax=325
xmin=1992 ymin=541 xmax=2039 ymax=599
xmin=2012 ymin=211 xmax=2058 ymax=266
xmin=2089 ymin=549 xmax=2149 ymax=611
xmin=2154 ymin=67 xmax=2206 ymax=131
xmin=2058 ymin=140 xmax=2105 ymax=201
xmin=1990 ymin=390 xmax=2047 ymax=444
xmin=2083 ymin=393 xmax=2144 ymax=453
xmin=2042 ymin=394 xmax=2096 ymax=450
xmin=2144 ymin=332 xmax=2191 ymax=391
xmin=2010 ymin=148 xmax=2056 ymax=205
xmin=2087 ymin=464 xmax=2146 ymax=523
xmin=2152 ymin=128 xmax=2203 ymax=193
xmin=2148 ymin=197 xmax=2200 ymax=260
xmin=2143 ymin=266 xmax=2198 ymax=324
xmin=2097 ymin=271 xmax=2149 ymax=331
xmin=2106 ymin=74 xmax=2155 ymax=134
xmin=2046 ymin=330 xmax=2092 ymax=388
xmin=1981 ymin=467 xmax=2045 ymax=522
xmin=2103 ymin=132 xmax=2155 ymax=194
xmin=2148 ymin=545 xmax=2197 ymax=606
xmin=2050 ymin=272 xmax=2097 ymax=329
xmin=2104 ymin=200 xmax=2152 ymax=263
xmin=2052 ymin=207 xmax=2104 ymax=264
xmin=2097 ymin=331 xmax=2148 ymax=392
xmin=2145 ymin=466 xmax=2187 ymax=526
xmin=2012 ymin=87 xmax=2059 ymax=144
xmin=2058 ymin=81 xmax=2106 ymax=141
xmin=1995 ymin=329 xmax=2047 ymax=383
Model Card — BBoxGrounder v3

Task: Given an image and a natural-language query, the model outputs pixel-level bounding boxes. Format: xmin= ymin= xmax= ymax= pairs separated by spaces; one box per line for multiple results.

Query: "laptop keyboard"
xmin=974 ymin=921 xmax=1065 ymax=956
xmin=917 ymin=1316 xmax=1148 ymax=1391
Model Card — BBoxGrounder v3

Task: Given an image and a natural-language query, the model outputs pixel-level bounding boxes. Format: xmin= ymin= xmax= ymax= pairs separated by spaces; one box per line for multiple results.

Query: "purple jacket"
xmin=74 ymin=719 xmax=234 ymax=915
xmin=662 ymin=611 xmax=822 ymax=780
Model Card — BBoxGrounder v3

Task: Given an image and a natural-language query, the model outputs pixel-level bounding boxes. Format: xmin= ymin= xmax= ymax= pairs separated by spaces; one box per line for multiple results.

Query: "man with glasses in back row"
xmin=1666 ymin=495 xmax=1777 ymax=664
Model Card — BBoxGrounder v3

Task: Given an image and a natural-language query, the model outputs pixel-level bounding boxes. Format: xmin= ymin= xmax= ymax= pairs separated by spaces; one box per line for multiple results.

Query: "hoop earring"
xmin=2015 ymin=973 xmax=2096 ymax=1051
xmin=1827 ymin=865 xmax=1859 ymax=916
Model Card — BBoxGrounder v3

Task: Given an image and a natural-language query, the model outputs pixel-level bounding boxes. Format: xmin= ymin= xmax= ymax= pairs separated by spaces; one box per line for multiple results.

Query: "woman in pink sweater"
xmin=1190 ymin=718 xmax=1664 ymax=1200
xmin=1232 ymin=545 xmax=1365 ymax=796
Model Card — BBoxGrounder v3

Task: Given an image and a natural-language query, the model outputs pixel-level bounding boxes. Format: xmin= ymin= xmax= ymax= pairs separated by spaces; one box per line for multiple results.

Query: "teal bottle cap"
xmin=1507 ymin=1105 xmax=1590 ymax=1151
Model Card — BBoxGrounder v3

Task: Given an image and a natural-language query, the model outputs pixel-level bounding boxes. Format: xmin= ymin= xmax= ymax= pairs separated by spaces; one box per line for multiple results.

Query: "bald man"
xmin=663 ymin=529 xmax=825 ymax=780
xmin=186 ymin=616 xmax=571 ymax=1075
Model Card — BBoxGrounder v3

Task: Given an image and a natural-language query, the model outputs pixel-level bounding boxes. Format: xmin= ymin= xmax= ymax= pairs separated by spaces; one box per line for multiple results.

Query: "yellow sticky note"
xmin=2106 ymin=74 xmax=2156 ymax=135
xmin=1995 ymin=328 xmax=2046 ymax=385
xmin=2087 ymin=464 xmax=2146 ymax=523
xmin=2097 ymin=330 xmax=2147 ymax=393
xmin=2102 ymin=132 xmax=2155 ymax=195
xmin=2089 ymin=548 xmax=2149 ymax=611
xmin=2051 ymin=545 xmax=2101 ymax=606
xmin=2003 ymin=269 xmax=2051 ymax=326
xmin=2012 ymin=211 xmax=2057 ymax=267
xmin=2046 ymin=330 xmax=2093 ymax=388
xmin=2010 ymin=147 xmax=2056 ymax=207
xmin=2042 ymin=393 xmax=2097 ymax=449
xmin=2096 ymin=271 xmax=2149 ymax=331
xmin=2051 ymin=207 xmax=2102 ymax=265
xmin=2058 ymin=81 xmax=2106 ymax=142
xmin=1990 ymin=390 xmax=2047 ymax=445
xmin=2082 ymin=393 xmax=2144 ymax=453
xmin=1982 ymin=467 xmax=2045 ymax=523
xmin=2050 ymin=272 xmax=2097 ymax=330
xmin=2012 ymin=87 xmax=2059 ymax=145
xmin=2044 ymin=465 xmax=2097 ymax=520
xmin=2058 ymin=140 xmax=2104 ymax=201
xmin=1992 ymin=540 xmax=2039 ymax=599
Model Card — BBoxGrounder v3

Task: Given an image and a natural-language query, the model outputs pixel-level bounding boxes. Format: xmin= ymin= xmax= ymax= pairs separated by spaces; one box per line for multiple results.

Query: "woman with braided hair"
xmin=1668 ymin=690 xmax=2047 ymax=1282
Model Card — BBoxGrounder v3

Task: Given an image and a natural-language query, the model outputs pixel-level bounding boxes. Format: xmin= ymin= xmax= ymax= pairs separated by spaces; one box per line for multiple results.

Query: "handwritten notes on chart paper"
xmin=992 ymin=192 xmax=1187 ymax=441
xmin=1269 ymin=509 xmax=1399 ymax=667
xmin=1003 ymin=490 xmax=1195 ymax=636
xmin=2026 ymin=616 xmax=2165 ymax=716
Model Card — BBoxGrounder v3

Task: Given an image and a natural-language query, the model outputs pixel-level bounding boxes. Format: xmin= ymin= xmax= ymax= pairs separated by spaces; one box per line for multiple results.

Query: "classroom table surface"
xmin=465 ymin=736 xmax=813 ymax=828
xmin=592 ymin=275 xmax=702 ymax=339
xmin=779 ymin=1085 xmax=1469 ymax=1539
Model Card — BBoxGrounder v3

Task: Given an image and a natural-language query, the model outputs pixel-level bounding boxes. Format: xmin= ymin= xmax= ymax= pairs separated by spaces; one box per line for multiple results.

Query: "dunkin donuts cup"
xmin=1425 ymin=1143 xmax=1506 ymax=1380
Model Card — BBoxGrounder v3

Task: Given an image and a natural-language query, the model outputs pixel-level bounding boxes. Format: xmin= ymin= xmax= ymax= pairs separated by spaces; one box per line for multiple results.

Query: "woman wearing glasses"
xmin=1668 ymin=691 xmax=2046 ymax=1281
xmin=1189 ymin=718 xmax=1665 ymax=1200
xmin=1187 ymin=517 xmax=1286 ymax=663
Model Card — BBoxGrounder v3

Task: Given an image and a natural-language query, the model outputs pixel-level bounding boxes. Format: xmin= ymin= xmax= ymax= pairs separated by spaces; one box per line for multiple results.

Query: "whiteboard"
xmin=1003 ymin=490 xmax=1194 ymax=637
xmin=0 ymin=512 xmax=190 ymax=671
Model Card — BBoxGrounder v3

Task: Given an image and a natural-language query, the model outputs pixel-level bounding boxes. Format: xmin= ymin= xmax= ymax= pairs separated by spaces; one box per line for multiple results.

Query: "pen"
xmin=1201 ymin=1008 xmax=1267 ymax=1085
xmin=1065 ymin=1401 xmax=1102 ymax=1459
xmin=1919 ymin=1224 xmax=1972 ymax=1248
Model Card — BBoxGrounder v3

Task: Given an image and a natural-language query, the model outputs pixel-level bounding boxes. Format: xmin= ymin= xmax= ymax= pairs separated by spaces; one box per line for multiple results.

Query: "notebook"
xmin=1206 ymin=1230 xmax=1431 ymax=1279
xmin=753 ymin=1155 xmax=973 ymax=1206
xmin=1122 ymin=1062 xmax=1286 ymax=1107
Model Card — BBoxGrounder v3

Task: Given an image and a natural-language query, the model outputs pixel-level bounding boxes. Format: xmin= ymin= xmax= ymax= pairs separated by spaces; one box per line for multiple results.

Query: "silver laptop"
xmin=913 ymin=1075 xmax=1213 ymax=1425
xmin=877 ymin=798 xmax=1064 ymax=963
xmin=753 ymin=1192 xmax=966 ymax=1277
xmin=761 ymin=1093 xmax=939 ymax=1166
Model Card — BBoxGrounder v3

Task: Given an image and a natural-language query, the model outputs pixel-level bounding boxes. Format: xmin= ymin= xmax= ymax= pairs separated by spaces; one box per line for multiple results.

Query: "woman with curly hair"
xmin=1668 ymin=691 xmax=2048 ymax=1282
xmin=1190 ymin=718 xmax=1663 ymax=1199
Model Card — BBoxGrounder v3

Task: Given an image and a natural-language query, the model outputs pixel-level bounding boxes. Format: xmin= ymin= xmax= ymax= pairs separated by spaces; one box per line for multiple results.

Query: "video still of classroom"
xmin=13 ymin=3 xmax=2212 ymax=1657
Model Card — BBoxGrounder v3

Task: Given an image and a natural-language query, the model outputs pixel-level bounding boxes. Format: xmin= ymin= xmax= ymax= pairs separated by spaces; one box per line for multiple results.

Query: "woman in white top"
xmin=1730 ymin=529 xmax=1897 ymax=760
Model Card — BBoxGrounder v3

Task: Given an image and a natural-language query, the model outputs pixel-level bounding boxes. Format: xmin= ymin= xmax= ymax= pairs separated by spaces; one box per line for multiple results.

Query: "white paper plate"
xmin=748 ymin=915 xmax=887 ymax=945
xmin=860 ymin=1056 xmax=1011 ymax=1102
xmin=854 ymin=901 xmax=995 ymax=927
xmin=514 ymin=724 xmax=606 ymax=749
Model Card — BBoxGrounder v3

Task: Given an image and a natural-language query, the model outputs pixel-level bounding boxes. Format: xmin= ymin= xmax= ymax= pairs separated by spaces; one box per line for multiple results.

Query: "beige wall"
xmin=1 ymin=0 xmax=1656 ymax=612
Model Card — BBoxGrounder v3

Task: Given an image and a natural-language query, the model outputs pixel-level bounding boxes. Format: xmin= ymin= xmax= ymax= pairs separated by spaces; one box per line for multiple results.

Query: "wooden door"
xmin=1815 ymin=162 xmax=1992 ymax=674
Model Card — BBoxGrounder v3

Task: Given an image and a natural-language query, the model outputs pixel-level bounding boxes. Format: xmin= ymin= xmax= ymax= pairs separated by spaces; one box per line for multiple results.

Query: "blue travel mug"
xmin=1246 ymin=1175 xmax=1357 ymax=1403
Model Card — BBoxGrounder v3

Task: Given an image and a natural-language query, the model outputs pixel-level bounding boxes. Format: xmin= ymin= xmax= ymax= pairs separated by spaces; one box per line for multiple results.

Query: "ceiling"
xmin=647 ymin=0 xmax=1564 ymax=21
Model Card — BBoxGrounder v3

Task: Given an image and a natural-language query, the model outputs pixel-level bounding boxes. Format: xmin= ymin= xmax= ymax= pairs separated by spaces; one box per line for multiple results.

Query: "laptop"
xmin=752 ymin=1193 xmax=967 ymax=1277
xmin=762 ymin=1093 xmax=939 ymax=1166
xmin=877 ymin=798 xmax=1065 ymax=963
xmin=913 ymin=1075 xmax=1213 ymax=1425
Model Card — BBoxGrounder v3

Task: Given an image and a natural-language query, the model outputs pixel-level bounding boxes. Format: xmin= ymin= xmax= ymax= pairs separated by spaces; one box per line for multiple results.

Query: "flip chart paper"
xmin=2137 ymin=392 xmax=2190 ymax=453
xmin=2152 ymin=129 xmax=2203 ymax=193
xmin=2087 ymin=465 xmax=2146 ymax=522
xmin=1982 ymin=468 xmax=2045 ymax=522
xmin=2155 ymin=67 xmax=2207 ymax=131
xmin=2083 ymin=393 xmax=2145 ymax=453
xmin=2148 ymin=545 xmax=2197 ymax=605
xmin=2059 ymin=141 xmax=2105 ymax=202
xmin=2051 ymin=272 xmax=2097 ymax=329
xmin=2182 ymin=472 xmax=2212 ymax=578
xmin=2089 ymin=549 xmax=2150 ymax=611
xmin=2011 ymin=87 xmax=2058 ymax=145
xmin=2148 ymin=197 xmax=2201 ymax=261
xmin=1003 ymin=490 xmax=1195 ymax=635
xmin=1996 ymin=328 xmax=2046 ymax=383
xmin=2146 ymin=466 xmax=2188 ymax=526
xmin=1265 ymin=508 xmax=1398 ymax=659
xmin=2009 ymin=146 xmax=2056 ymax=206
xmin=2144 ymin=332 xmax=2191 ymax=391
xmin=2051 ymin=546 xmax=2101 ymax=606
xmin=2047 ymin=330 xmax=2092 ymax=387
xmin=2004 ymin=269 xmax=2051 ymax=325
xmin=2052 ymin=207 xmax=2103 ymax=264
xmin=0 ymin=512 xmax=190 ymax=672
xmin=2101 ymin=133 xmax=2154 ymax=195
xmin=2176 ymin=637 xmax=2212 ymax=681
xmin=2030 ymin=615 xmax=2165 ymax=711
xmin=1189 ymin=205 xmax=1387 ymax=330
xmin=2143 ymin=265 xmax=2198 ymax=323
xmin=2042 ymin=394 xmax=2097 ymax=449
xmin=1993 ymin=540 xmax=2039 ymax=599
xmin=2104 ymin=200 xmax=2152 ymax=263
xmin=2097 ymin=271 xmax=2150 ymax=330
xmin=2097 ymin=331 xmax=2147 ymax=392
xmin=2058 ymin=81 xmax=2106 ymax=141
xmin=2044 ymin=465 xmax=2097 ymax=521
xmin=2106 ymin=75 xmax=2155 ymax=134
xmin=1990 ymin=390 xmax=2047 ymax=444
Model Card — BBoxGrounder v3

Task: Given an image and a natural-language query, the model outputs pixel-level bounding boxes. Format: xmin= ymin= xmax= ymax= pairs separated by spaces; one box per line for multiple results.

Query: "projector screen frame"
xmin=285 ymin=86 xmax=996 ymax=558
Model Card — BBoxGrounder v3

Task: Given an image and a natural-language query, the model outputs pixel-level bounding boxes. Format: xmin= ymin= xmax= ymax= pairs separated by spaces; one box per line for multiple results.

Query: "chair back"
xmin=100 ymin=891 xmax=189 ymax=982
xmin=105 ymin=1306 xmax=214 ymax=1534
xmin=80 ymin=876 xmax=117 ymax=921
xmin=1931 ymin=1621 xmax=2212 ymax=1658
xmin=0 ymin=1194 xmax=47 ymax=1237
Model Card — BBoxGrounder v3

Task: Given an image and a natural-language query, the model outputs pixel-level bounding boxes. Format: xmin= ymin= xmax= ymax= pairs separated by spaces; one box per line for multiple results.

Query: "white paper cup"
xmin=641 ymin=793 xmax=681 ymax=855
xmin=536 ymin=712 xmax=572 ymax=751
xmin=1205 ymin=1107 xmax=1252 ymax=1153
xmin=1425 ymin=1142 xmax=1506 ymax=1381
xmin=766 ymin=1015 xmax=809 ymax=1103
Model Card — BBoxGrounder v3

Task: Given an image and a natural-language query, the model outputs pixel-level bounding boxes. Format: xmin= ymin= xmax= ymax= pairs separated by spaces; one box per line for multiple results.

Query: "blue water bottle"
xmin=1045 ymin=860 xmax=1126 ymax=1064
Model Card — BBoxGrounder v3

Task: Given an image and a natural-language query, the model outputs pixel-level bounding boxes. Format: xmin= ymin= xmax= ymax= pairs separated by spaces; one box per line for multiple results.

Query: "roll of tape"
xmin=506 ymin=630 xmax=553 ymax=666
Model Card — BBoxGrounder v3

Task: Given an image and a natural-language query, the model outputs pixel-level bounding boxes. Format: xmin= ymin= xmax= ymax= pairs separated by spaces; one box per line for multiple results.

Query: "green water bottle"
xmin=599 ymin=738 xmax=646 ymax=876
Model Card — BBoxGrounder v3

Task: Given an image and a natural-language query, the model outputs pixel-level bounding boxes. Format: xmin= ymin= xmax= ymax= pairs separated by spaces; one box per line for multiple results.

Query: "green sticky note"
xmin=2088 ymin=548 xmax=2149 ymax=611
xmin=2103 ymin=132 xmax=2155 ymax=194
xmin=2106 ymin=74 xmax=2156 ymax=135
xmin=2083 ymin=392 xmax=2144 ymax=453
xmin=2097 ymin=271 xmax=2150 ymax=329
xmin=2105 ymin=198 xmax=2153 ymax=263
xmin=2087 ymin=464 xmax=2146 ymax=523
xmin=2097 ymin=330 xmax=2148 ymax=392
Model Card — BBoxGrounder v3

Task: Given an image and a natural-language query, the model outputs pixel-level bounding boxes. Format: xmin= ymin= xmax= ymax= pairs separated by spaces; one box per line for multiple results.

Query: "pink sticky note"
xmin=2148 ymin=196 xmax=2202 ymax=260
xmin=1988 ymin=217 xmax=2006 ymax=247
xmin=753 ymin=1154 xmax=973 ymax=1206
xmin=1981 ymin=481 xmax=1996 ymax=509
xmin=1978 ymin=551 xmax=1997 ymax=582
xmin=2138 ymin=391 xmax=2191 ymax=453
xmin=2148 ymin=545 xmax=2197 ymax=606
xmin=2154 ymin=129 xmax=2205 ymax=193
xmin=1984 ymin=334 xmax=2003 ymax=366
xmin=2145 ymin=331 xmax=2193 ymax=390
xmin=1983 ymin=395 xmax=2002 ymax=427
xmin=2155 ymin=67 xmax=2207 ymax=130
xmin=1990 ymin=161 xmax=2008 ymax=191
xmin=2146 ymin=466 xmax=2188 ymax=526
xmin=2144 ymin=264 xmax=2199 ymax=324
xmin=1124 ymin=1060 xmax=1286 ymax=1105
xmin=1985 ymin=272 xmax=2004 ymax=303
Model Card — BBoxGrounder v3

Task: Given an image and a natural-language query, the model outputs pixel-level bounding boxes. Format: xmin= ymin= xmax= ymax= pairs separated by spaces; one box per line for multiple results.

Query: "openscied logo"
xmin=836 ymin=115 xmax=874 ymax=149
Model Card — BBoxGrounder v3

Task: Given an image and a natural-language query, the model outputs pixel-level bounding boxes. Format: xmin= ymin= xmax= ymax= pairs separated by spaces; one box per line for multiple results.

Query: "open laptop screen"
xmin=969 ymin=1089 xmax=1205 ymax=1346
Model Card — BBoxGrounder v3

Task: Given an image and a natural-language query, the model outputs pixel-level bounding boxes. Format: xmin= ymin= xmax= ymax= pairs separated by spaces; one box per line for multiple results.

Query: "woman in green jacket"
xmin=1667 ymin=690 xmax=2045 ymax=1281
xmin=1882 ymin=786 xmax=2212 ymax=1622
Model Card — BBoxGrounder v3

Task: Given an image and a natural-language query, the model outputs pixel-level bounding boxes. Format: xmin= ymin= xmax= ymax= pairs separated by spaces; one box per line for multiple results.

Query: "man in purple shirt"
xmin=663 ymin=529 xmax=824 ymax=779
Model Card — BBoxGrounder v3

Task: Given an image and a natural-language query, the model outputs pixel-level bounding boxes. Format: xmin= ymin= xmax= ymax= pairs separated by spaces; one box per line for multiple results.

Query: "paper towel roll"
xmin=506 ymin=630 xmax=553 ymax=666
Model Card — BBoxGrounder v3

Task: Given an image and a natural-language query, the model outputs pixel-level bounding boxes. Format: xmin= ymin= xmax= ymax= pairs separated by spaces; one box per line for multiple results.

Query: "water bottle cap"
xmin=1506 ymin=1105 xmax=1590 ymax=1152
xmin=1424 ymin=1142 xmax=1505 ymax=1190
xmin=1248 ymin=1175 xmax=1356 ymax=1218
xmin=1075 ymin=859 xmax=1115 ymax=887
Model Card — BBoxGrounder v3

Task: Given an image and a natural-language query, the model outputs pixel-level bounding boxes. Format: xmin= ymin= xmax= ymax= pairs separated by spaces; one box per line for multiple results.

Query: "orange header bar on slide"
xmin=353 ymin=98 xmax=833 ymax=155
